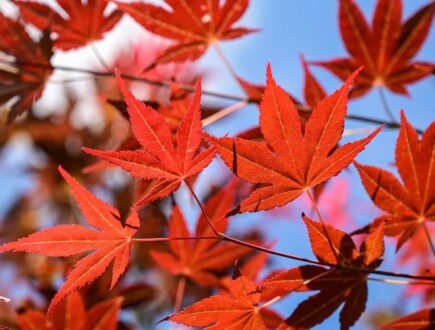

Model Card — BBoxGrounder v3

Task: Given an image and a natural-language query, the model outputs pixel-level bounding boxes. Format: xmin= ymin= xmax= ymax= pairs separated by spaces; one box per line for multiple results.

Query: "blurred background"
xmin=0 ymin=0 xmax=434 ymax=329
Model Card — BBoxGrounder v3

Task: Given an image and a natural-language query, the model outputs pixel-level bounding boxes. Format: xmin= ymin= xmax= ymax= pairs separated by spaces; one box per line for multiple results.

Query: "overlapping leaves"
xmin=261 ymin=216 xmax=385 ymax=330
xmin=151 ymin=182 xmax=251 ymax=287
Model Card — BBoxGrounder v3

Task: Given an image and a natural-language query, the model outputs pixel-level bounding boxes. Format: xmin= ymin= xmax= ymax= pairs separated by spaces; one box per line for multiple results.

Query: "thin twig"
xmin=306 ymin=190 xmax=340 ymax=264
xmin=422 ymin=223 xmax=435 ymax=257
xmin=182 ymin=186 xmax=435 ymax=282
xmin=378 ymin=87 xmax=397 ymax=123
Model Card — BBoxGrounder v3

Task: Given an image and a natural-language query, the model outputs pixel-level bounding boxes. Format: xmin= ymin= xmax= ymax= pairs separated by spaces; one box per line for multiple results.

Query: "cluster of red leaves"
xmin=18 ymin=292 xmax=122 ymax=330
xmin=0 ymin=0 xmax=434 ymax=329
xmin=150 ymin=181 xmax=251 ymax=287
xmin=0 ymin=13 xmax=52 ymax=123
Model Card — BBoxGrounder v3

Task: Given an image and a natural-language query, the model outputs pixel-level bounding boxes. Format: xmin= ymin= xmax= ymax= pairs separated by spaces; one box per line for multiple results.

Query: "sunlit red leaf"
xmin=83 ymin=72 xmax=215 ymax=206
xmin=0 ymin=167 xmax=139 ymax=312
xmin=207 ymin=65 xmax=381 ymax=213
xmin=169 ymin=274 xmax=282 ymax=330
xmin=355 ymin=111 xmax=435 ymax=249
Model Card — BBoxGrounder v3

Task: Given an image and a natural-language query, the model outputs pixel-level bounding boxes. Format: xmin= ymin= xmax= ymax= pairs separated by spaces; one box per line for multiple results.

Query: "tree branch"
xmin=3 ymin=59 xmax=422 ymax=133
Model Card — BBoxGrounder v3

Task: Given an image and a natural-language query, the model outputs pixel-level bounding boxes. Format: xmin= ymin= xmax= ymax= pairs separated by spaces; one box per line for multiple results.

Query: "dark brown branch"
xmin=4 ymin=59 xmax=422 ymax=133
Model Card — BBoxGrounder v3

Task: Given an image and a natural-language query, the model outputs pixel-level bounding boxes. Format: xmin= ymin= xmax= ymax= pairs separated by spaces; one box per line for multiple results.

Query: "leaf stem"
xmin=173 ymin=276 xmax=186 ymax=314
xmin=305 ymin=189 xmax=340 ymax=264
xmin=422 ymin=223 xmax=435 ymax=257
xmin=184 ymin=180 xmax=220 ymax=236
xmin=378 ymin=87 xmax=397 ymax=123
xmin=214 ymin=43 xmax=239 ymax=83
xmin=202 ymin=100 xmax=248 ymax=127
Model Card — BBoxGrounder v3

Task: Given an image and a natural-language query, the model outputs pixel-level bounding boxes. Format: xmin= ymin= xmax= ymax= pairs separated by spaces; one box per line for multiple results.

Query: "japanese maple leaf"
xmin=313 ymin=0 xmax=435 ymax=97
xmin=113 ymin=0 xmax=255 ymax=66
xmin=151 ymin=182 xmax=251 ymax=286
xmin=168 ymin=272 xmax=282 ymax=330
xmin=14 ymin=0 xmax=123 ymax=50
xmin=17 ymin=292 xmax=122 ymax=330
xmin=0 ymin=166 xmax=139 ymax=313
xmin=261 ymin=216 xmax=385 ymax=330
xmin=83 ymin=72 xmax=216 ymax=206
xmin=207 ymin=65 xmax=381 ymax=213
xmin=355 ymin=111 xmax=435 ymax=249
xmin=380 ymin=308 xmax=435 ymax=330
xmin=0 ymin=13 xmax=53 ymax=123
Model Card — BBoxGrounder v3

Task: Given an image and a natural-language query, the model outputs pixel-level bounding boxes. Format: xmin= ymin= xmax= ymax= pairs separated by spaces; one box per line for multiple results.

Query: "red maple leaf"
xmin=380 ymin=308 xmax=435 ymax=330
xmin=0 ymin=13 xmax=52 ymax=123
xmin=207 ymin=65 xmax=381 ymax=213
xmin=355 ymin=111 xmax=435 ymax=249
xmin=261 ymin=216 xmax=385 ymax=330
xmin=113 ymin=0 xmax=256 ymax=67
xmin=151 ymin=181 xmax=251 ymax=287
xmin=313 ymin=0 xmax=435 ymax=97
xmin=83 ymin=72 xmax=216 ymax=206
xmin=14 ymin=0 xmax=123 ymax=50
xmin=0 ymin=166 xmax=139 ymax=312
xmin=169 ymin=271 xmax=283 ymax=330
xmin=17 ymin=292 xmax=122 ymax=330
